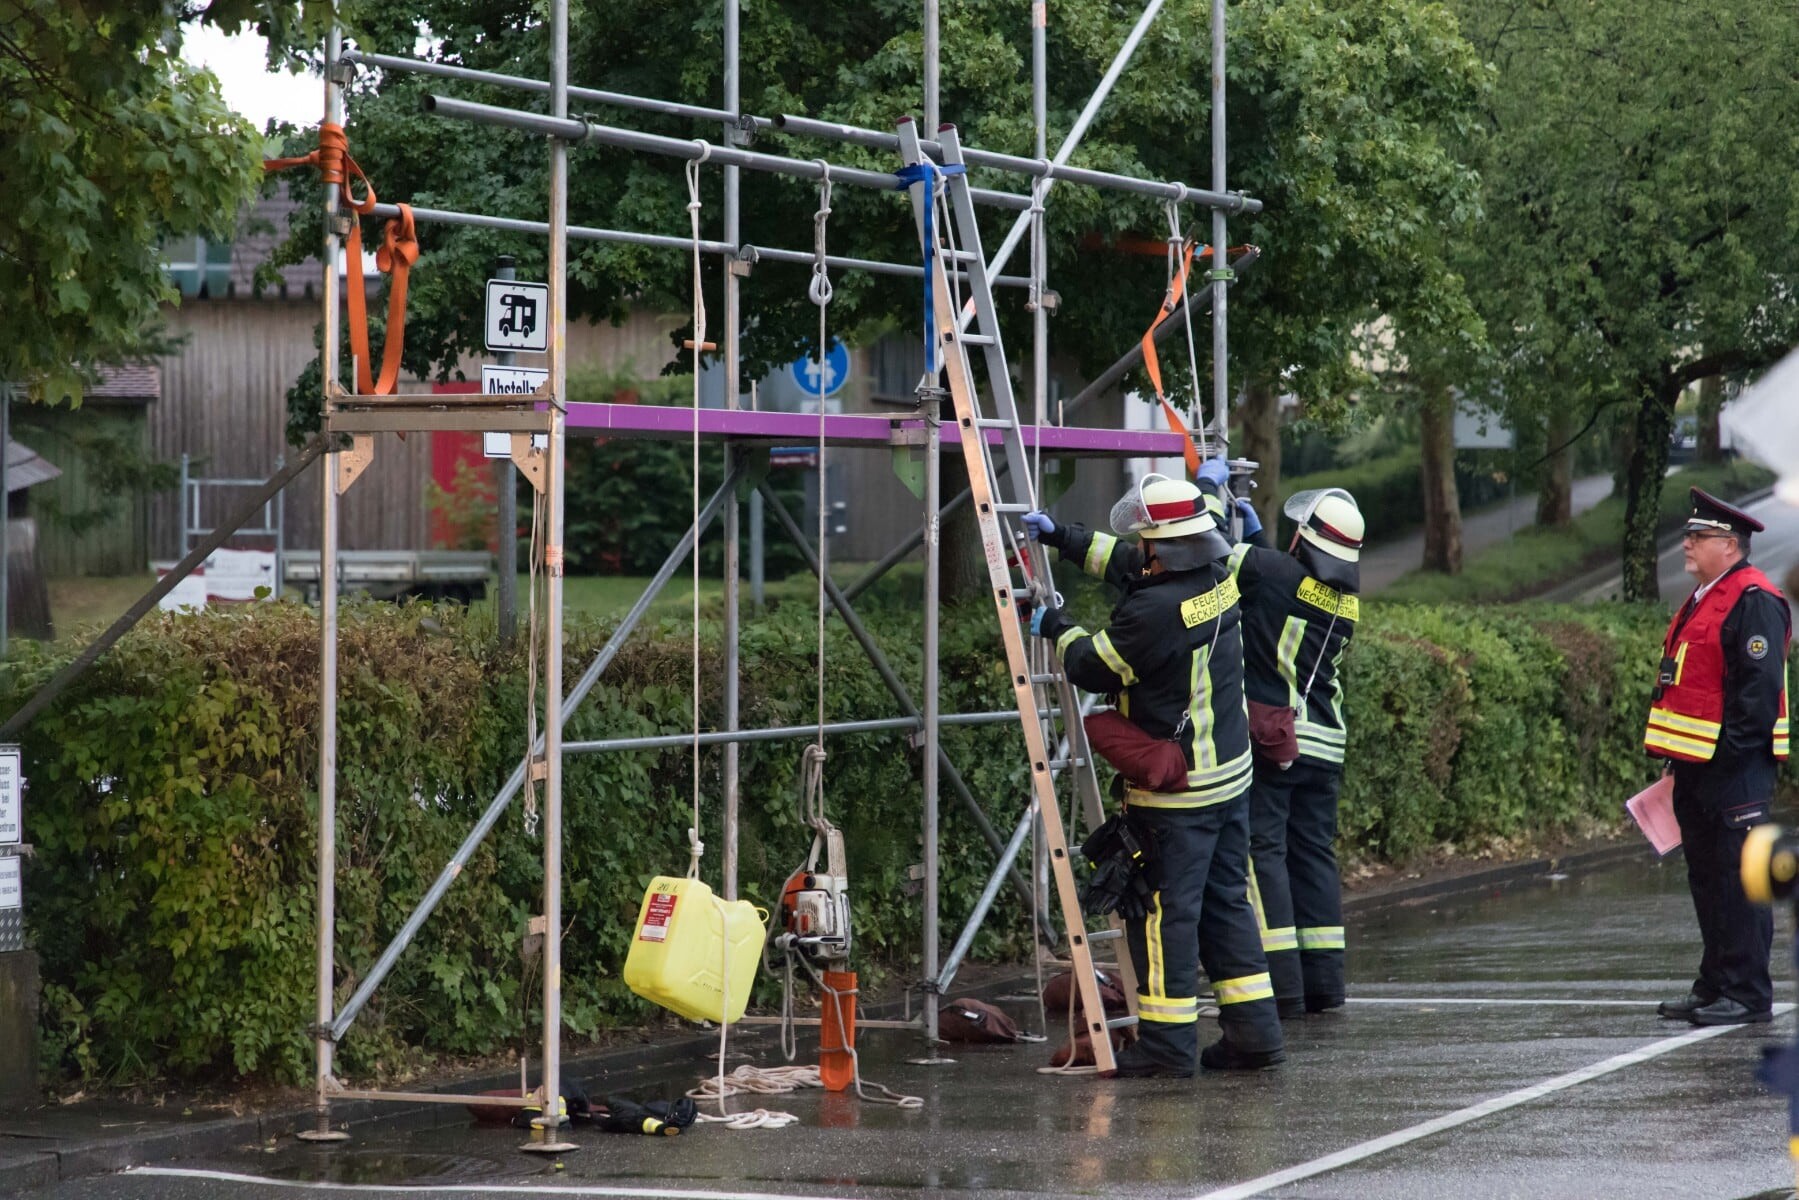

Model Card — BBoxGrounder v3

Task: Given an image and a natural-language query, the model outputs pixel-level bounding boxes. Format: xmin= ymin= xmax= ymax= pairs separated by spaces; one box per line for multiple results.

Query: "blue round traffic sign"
xmin=790 ymin=339 xmax=850 ymax=398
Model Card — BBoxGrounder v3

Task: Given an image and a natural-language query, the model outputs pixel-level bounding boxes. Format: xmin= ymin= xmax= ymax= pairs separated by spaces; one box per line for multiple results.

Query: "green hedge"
xmin=9 ymin=593 xmax=1789 ymax=1087
xmin=1279 ymin=448 xmax=1508 ymax=549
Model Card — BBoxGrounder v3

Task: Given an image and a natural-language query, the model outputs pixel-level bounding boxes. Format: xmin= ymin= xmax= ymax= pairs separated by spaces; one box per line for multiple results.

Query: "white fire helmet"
xmin=1283 ymin=488 xmax=1364 ymax=562
xmin=1109 ymin=474 xmax=1221 ymax=540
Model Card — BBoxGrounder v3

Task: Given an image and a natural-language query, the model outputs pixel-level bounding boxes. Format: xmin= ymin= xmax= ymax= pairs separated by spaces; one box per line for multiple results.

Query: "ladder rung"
xmin=960 ymin=333 xmax=997 ymax=346
xmin=1030 ymin=673 xmax=1060 ymax=685
xmin=975 ymin=417 xmax=1013 ymax=429
xmin=992 ymin=502 xmax=1031 ymax=514
xmin=1089 ymin=928 xmax=1124 ymax=943
xmin=1105 ymin=1015 xmax=1140 ymax=1031
xmin=1047 ymin=757 xmax=1087 ymax=771
xmin=946 ymin=249 xmax=982 ymax=263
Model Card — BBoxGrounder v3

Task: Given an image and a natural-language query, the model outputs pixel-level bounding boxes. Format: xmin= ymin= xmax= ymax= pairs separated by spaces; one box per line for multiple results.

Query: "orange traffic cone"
xmin=819 ymin=969 xmax=857 ymax=1093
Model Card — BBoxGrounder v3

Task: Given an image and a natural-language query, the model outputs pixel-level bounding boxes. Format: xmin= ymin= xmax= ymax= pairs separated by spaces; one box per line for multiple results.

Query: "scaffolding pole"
xmin=721 ymin=0 xmax=743 ymax=902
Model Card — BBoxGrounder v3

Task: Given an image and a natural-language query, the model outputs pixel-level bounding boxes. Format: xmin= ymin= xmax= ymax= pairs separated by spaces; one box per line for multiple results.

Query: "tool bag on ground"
xmin=1042 ymin=968 xmax=1130 ymax=1017
xmin=936 ymin=998 xmax=1026 ymax=1043
xmin=1080 ymin=811 xmax=1160 ymax=919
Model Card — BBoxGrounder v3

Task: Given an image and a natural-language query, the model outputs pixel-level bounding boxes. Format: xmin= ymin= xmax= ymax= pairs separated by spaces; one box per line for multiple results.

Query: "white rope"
xmin=685 ymin=152 xmax=707 ymax=882
xmin=1169 ymin=200 xmax=1209 ymax=456
xmin=809 ymin=165 xmax=833 ymax=743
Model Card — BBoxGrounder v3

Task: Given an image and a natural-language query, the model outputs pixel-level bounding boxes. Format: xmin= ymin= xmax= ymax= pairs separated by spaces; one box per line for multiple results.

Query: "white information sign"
xmin=480 ymin=365 xmax=551 ymax=459
xmin=484 ymin=279 xmax=550 ymax=353
xmin=481 ymin=364 xmax=549 ymax=397
xmin=0 ymin=856 xmax=19 ymax=910
xmin=0 ymin=747 xmax=18 ymax=846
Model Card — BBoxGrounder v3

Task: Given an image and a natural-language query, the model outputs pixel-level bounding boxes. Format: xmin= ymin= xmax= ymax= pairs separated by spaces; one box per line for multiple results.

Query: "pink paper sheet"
xmin=1626 ymin=775 xmax=1681 ymax=855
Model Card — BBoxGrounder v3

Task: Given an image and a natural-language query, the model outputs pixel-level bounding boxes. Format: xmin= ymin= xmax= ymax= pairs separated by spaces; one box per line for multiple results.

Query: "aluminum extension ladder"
xmin=898 ymin=119 xmax=1139 ymax=1073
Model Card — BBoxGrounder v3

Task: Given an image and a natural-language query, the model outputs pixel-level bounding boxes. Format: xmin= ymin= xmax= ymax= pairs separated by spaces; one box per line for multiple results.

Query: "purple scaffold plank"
xmin=562 ymin=402 xmax=1187 ymax=459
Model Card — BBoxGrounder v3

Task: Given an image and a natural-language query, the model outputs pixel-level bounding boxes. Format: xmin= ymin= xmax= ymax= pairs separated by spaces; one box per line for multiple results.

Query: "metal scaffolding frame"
xmin=304 ymin=0 xmax=1254 ymax=1146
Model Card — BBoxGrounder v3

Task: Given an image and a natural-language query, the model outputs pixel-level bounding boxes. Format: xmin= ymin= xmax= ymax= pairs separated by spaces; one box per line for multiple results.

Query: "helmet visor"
xmin=1282 ymin=487 xmax=1353 ymax=526
xmin=1109 ymin=474 xmax=1166 ymax=537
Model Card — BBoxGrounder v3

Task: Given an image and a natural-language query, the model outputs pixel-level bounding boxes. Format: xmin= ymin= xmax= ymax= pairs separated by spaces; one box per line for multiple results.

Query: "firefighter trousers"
xmin=1126 ymin=793 xmax=1284 ymax=1073
xmin=1672 ymin=780 xmax=1774 ymax=1013
xmin=1247 ymin=758 xmax=1346 ymax=1011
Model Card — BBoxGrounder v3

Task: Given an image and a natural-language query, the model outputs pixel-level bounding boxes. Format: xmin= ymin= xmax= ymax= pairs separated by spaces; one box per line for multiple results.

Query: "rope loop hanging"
xmin=808 ymin=162 xmax=834 ymax=309
xmin=684 ymin=144 xmax=708 ymax=883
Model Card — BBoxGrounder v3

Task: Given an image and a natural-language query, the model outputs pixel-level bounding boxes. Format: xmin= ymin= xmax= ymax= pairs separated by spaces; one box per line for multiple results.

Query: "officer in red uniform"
xmin=1646 ymin=489 xmax=1791 ymax=1026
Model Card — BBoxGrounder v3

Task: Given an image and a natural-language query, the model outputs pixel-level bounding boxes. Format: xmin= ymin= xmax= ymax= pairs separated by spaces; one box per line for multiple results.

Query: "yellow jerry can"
xmin=623 ymin=876 xmax=765 ymax=1024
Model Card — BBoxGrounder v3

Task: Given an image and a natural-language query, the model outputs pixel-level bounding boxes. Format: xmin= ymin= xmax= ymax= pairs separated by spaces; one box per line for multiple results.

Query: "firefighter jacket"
xmin=1220 ymin=543 xmax=1358 ymax=767
xmin=1035 ymin=523 xmax=1253 ymax=809
xmin=1645 ymin=560 xmax=1791 ymax=766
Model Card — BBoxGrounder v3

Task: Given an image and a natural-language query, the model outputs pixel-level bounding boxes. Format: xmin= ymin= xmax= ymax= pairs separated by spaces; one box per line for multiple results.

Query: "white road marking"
xmin=1348 ymin=996 xmax=1658 ymax=1007
xmin=1187 ymin=1003 xmax=1793 ymax=1200
xmin=129 ymin=1167 xmax=855 ymax=1200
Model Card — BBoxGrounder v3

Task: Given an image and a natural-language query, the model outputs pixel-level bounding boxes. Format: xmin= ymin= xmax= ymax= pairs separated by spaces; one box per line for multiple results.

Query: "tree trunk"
xmin=1611 ymin=415 xmax=1636 ymax=500
xmin=1697 ymin=373 xmax=1723 ymax=464
xmin=1237 ymin=378 xmax=1282 ymax=533
xmin=1419 ymin=392 xmax=1463 ymax=573
xmin=1621 ymin=379 xmax=1676 ymax=603
xmin=1536 ymin=405 xmax=1575 ymax=527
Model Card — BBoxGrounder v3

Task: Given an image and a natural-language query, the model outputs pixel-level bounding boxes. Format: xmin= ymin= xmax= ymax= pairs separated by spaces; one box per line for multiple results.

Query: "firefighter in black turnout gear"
xmin=1201 ymin=461 xmax=1364 ymax=1017
xmin=1023 ymin=475 xmax=1286 ymax=1077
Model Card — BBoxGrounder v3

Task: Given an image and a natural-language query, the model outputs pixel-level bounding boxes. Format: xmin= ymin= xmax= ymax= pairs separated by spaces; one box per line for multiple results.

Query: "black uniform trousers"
xmin=1125 ymin=792 xmax=1284 ymax=1073
xmin=1247 ymin=758 xmax=1346 ymax=1010
xmin=1671 ymin=768 xmax=1774 ymax=1013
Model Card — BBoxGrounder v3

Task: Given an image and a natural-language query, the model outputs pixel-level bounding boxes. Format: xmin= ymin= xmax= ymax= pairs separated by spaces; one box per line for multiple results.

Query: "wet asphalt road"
xmin=1577 ymin=490 xmax=1799 ymax=605
xmin=27 ymin=856 xmax=1799 ymax=1199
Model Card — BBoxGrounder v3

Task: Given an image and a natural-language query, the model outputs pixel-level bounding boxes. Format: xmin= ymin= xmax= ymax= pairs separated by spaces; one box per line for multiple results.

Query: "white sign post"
xmin=484 ymin=279 xmax=550 ymax=354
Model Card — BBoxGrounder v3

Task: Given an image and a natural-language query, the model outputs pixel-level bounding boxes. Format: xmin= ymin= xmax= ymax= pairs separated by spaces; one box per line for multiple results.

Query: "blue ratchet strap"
xmin=895 ymin=161 xmax=967 ymax=379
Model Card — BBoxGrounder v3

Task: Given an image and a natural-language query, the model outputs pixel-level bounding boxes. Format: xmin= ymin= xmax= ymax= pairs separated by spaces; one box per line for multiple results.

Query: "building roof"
xmin=87 ymin=364 xmax=162 ymax=402
xmin=6 ymin=440 xmax=61 ymax=493
xmin=176 ymin=183 xmax=380 ymax=302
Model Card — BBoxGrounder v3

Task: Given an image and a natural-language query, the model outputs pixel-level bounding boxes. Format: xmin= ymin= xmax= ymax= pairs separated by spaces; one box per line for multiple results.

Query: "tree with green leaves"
xmin=271 ymin=0 xmax=1483 ymax=520
xmin=1448 ymin=0 xmax=1799 ymax=600
xmin=0 ymin=1 xmax=268 ymax=395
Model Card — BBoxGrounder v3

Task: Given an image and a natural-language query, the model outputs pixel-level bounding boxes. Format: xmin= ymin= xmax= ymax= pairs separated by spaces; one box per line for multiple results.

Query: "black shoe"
xmin=1277 ymin=998 xmax=1307 ymax=1020
xmin=1200 ymin=1039 xmax=1286 ymax=1071
xmin=1101 ymin=1043 xmax=1194 ymax=1079
xmin=1304 ymin=993 xmax=1345 ymax=1014
xmin=1657 ymin=990 xmax=1715 ymax=1020
xmin=1688 ymin=997 xmax=1773 ymax=1026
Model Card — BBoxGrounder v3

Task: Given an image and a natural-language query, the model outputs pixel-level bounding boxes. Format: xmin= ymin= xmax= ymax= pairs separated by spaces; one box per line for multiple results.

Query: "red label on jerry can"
xmin=639 ymin=892 xmax=678 ymax=942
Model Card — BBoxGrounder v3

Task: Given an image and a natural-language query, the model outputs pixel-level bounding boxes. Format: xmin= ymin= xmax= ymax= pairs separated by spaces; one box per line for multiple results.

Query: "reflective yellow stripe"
xmin=1673 ymin=642 xmax=1689 ymax=686
xmin=1246 ymin=858 xmax=1269 ymax=934
xmin=1146 ymin=891 xmax=1165 ymax=1000
xmin=1085 ymin=532 xmax=1118 ymax=577
xmin=1644 ymin=727 xmax=1716 ymax=759
xmin=1227 ymin=543 xmax=1251 ymax=581
xmin=1647 ymin=707 xmax=1722 ymax=737
xmin=1277 ymin=616 xmax=1305 ymax=706
xmin=1055 ymin=625 xmax=1088 ymax=658
xmin=1136 ymin=994 xmax=1200 ymax=1024
xmin=1262 ymin=926 xmax=1298 ymax=952
xmin=1093 ymin=631 xmax=1137 ymax=685
xmin=1203 ymin=492 xmax=1226 ymax=520
xmin=1298 ymin=926 xmax=1345 ymax=951
xmin=1187 ymin=748 xmax=1254 ymax=788
xmin=1129 ymin=753 xmax=1253 ymax=809
xmin=1213 ymin=973 xmax=1275 ymax=1005
xmin=1191 ymin=645 xmax=1217 ymax=771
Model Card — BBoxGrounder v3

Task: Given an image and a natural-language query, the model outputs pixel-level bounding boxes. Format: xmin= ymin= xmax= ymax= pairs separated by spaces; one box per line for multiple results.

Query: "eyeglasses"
xmin=1682 ymin=530 xmax=1737 ymax=543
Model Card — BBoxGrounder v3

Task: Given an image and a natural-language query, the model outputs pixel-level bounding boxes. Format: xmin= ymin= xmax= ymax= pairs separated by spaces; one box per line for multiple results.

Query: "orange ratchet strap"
xmin=1138 ymin=239 xmax=1208 ymax=479
xmin=264 ymin=122 xmax=419 ymax=396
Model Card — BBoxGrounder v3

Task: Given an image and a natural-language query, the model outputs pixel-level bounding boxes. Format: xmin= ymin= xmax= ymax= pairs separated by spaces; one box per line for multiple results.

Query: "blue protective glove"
xmin=1196 ymin=454 xmax=1231 ymax=487
xmin=1235 ymin=497 xmax=1262 ymax=540
xmin=1022 ymin=511 xmax=1056 ymax=542
xmin=1029 ymin=605 xmax=1050 ymax=637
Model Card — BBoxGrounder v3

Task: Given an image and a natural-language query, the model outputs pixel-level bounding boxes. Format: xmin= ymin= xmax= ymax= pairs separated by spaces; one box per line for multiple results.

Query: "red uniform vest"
xmin=1644 ymin=565 xmax=1791 ymax=763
